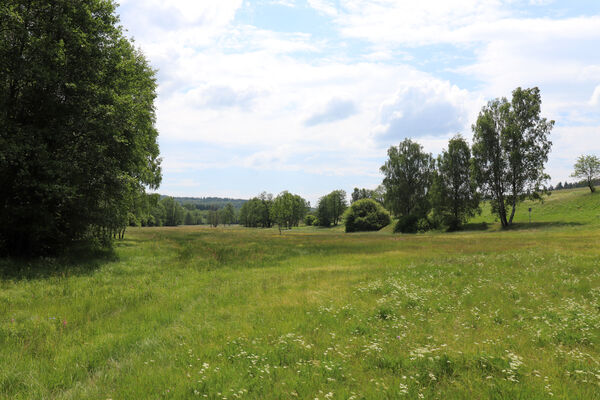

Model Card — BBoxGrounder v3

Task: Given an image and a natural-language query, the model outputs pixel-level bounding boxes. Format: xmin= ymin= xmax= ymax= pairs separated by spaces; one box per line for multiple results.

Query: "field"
xmin=1 ymin=188 xmax=599 ymax=399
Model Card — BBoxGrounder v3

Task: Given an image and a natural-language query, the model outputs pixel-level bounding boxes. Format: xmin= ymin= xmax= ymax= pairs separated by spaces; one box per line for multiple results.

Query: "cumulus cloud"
xmin=114 ymin=1 xmax=600 ymax=198
xmin=304 ymin=98 xmax=358 ymax=126
xmin=373 ymin=81 xmax=470 ymax=143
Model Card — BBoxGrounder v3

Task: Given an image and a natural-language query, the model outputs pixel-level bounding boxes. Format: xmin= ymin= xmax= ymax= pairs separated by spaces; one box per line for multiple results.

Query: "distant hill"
xmin=168 ymin=196 xmax=247 ymax=210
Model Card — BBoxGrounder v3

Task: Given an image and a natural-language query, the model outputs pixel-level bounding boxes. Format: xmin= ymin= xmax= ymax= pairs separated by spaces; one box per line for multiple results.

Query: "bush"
xmin=393 ymin=215 xmax=419 ymax=233
xmin=394 ymin=215 xmax=433 ymax=233
xmin=416 ymin=217 xmax=432 ymax=233
xmin=344 ymin=199 xmax=391 ymax=233
xmin=304 ymin=214 xmax=317 ymax=226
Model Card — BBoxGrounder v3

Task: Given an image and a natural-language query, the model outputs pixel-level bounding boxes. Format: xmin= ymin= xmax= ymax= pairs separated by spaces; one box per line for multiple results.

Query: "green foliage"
xmin=239 ymin=192 xmax=273 ymax=228
xmin=380 ymin=139 xmax=434 ymax=220
xmin=571 ymin=154 xmax=600 ymax=193
xmin=0 ymin=0 xmax=161 ymax=255
xmin=431 ymin=135 xmax=481 ymax=231
xmin=221 ymin=203 xmax=236 ymax=225
xmin=344 ymin=199 xmax=391 ymax=232
xmin=471 ymin=87 xmax=553 ymax=227
xmin=174 ymin=197 xmax=247 ymax=211
xmin=270 ymin=191 xmax=309 ymax=232
xmin=350 ymin=186 xmax=385 ymax=204
xmin=160 ymin=197 xmax=184 ymax=226
xmin=304 ymin=214 xmax=317 ymax=226
xmin=393 ymin=214 xmax=420 ymax=233
xmin=316 ymin=190 xmax=347 ymax=227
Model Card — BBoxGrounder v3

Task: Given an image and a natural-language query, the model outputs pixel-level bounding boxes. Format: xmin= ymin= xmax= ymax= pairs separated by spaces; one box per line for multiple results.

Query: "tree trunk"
xmin=498 ymin=198 xmax=508 ymax=227
xmin=508 ymin=200 xmax=516 ymax=225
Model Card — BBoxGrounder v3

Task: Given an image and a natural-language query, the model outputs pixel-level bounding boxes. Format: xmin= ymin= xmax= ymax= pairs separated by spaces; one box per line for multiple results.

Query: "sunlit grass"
xmin=1 ymin=189 xmax=599 ymax=399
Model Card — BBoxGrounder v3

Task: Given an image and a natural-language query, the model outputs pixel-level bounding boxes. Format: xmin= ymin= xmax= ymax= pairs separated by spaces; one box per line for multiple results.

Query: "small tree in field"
xmin=472 ymin=87 xmax=553 ymax=227
xmin=571 ymin=155 xmax=600 ymax=193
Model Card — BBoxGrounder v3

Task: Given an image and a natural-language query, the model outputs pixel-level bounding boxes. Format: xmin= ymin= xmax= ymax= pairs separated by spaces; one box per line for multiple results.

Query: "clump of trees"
xmin=1 ymin=0 xmax=162 ymax=255
xmin=239 ymin=192 xmax=308 ymax=230
xmin=343 ymin=199 xmax=391 ymax=233
xmin=239 ymin=192 xmax=274 ymax=228
xmin=271 ymin=191 xmax=310 ymax=233
xmin=571 ymin=155 xmax=600 ymax=193
xmin=316 ymin=190 xmax=347 ymax=227
xmin=351 ymin=186 xmax=385 ymax=204
xmin=380 ymin=87 xmax=553 ymax=232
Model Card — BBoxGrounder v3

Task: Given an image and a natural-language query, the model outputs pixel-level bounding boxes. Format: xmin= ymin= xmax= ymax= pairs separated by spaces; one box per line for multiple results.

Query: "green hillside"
xmin=470 ymin=188 xmax=600 ymax=227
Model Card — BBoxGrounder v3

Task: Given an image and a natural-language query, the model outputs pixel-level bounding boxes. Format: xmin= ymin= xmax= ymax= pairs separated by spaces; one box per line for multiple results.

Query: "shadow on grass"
xmin=461 ymin=222 xmax=490 ymax=232
xmin=0 ymin=243 xmax=118 ymax=281
xmin=502 ymin=221 xmax=584 ymax=231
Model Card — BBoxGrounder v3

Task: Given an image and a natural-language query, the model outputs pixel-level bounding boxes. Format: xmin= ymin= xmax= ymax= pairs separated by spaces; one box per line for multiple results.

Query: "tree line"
xmin=239 ymin=192 xmax=309 ymax=232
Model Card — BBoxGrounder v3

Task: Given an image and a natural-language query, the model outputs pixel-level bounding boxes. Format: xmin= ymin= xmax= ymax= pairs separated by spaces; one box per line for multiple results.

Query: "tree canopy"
xmin=431 ymin=135 xmax=480 ymax=231
xmin=239 ymin=192 xmax=274 ymax=228
xmin=380 ymin=139 xmax=434 ymax=219
xmin=471 ymin=87 xmax=553 ymax=227
xmin=270 ymin=191 xmax=309 ymax=232
xmin=316 ymin=190 xmax=347 ymax=227
xmin=0 ymin=0 xmax=161 ymax=255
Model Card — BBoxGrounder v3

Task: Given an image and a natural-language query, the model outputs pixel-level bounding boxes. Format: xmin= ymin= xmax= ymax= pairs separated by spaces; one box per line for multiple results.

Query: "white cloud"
xmin=304 ymin=98 xmax=358 ymax=126
xmin=115 ymin=1 xmax=600 ymax=198
xmin=373 ymin=81 xmax=474 ymax=143
xmin=590 ymin=85 xmax=600 ymax=106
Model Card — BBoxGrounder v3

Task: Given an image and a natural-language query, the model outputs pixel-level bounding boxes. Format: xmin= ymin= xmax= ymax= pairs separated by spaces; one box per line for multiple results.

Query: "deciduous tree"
xmin=0 ymin=0 xmax=161 ymax=255
xmin=380 ymin=139 xmax=434 ymax=219
xmin=431 ymin=135 xmax=480 ymax=230
xmin=571 ymin=155 xmax=600 ymax=193
xmin=472 ymin=87 xmax=553 ymax=227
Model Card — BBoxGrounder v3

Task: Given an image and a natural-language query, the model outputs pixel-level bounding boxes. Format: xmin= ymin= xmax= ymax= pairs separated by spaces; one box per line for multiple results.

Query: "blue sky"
xmin=117 ymin=0 xmax=600 ymax=204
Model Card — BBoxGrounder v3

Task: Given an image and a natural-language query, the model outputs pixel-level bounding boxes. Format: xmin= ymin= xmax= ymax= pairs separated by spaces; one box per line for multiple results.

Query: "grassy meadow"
xmin=1 ymin=188 xmax=600 ymax=399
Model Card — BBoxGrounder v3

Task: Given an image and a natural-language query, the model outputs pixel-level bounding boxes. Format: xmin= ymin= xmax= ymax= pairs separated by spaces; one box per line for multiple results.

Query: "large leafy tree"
xmin=571 ymin=155 xmax=600 ymax=193
xmin=380 ymin=138 xmax=434 ymax=219
xmin=0 ymin=0 xmax=161 ymax=255
xmin=471 ymin=87 xmax=553 ymax=227
xmin=431 ymin=135 xmax=480 ymax=230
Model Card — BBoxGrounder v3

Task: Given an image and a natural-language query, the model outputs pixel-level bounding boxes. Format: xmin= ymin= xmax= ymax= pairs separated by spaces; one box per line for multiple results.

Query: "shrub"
xmin=344 ymin=199 xmax=391 ymax=233
xmin=304 ymin=214 xmax=317 ymax=226
xmin=416 ymin=217 xmax=432 ymax=233
xmin=393 ymin=214 xmax=419 ymax=233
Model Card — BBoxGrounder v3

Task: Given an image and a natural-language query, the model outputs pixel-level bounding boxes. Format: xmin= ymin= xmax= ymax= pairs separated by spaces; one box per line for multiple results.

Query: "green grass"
xmin=1 ymin=189 xmax=599 ymax=399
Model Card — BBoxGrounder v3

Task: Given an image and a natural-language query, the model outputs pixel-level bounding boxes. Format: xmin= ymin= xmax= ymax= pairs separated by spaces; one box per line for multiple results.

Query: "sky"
xmin=116 ymin=0 xmax=600 ymax=204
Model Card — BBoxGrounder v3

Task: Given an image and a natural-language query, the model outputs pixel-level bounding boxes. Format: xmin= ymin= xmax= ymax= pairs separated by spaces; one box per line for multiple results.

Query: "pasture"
xmin=1 ymin=188 xmax=599 ymax=399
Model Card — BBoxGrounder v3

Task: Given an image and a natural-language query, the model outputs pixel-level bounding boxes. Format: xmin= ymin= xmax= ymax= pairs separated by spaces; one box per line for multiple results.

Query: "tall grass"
xmin=1 ymin=189 xmax=599 ymax=399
